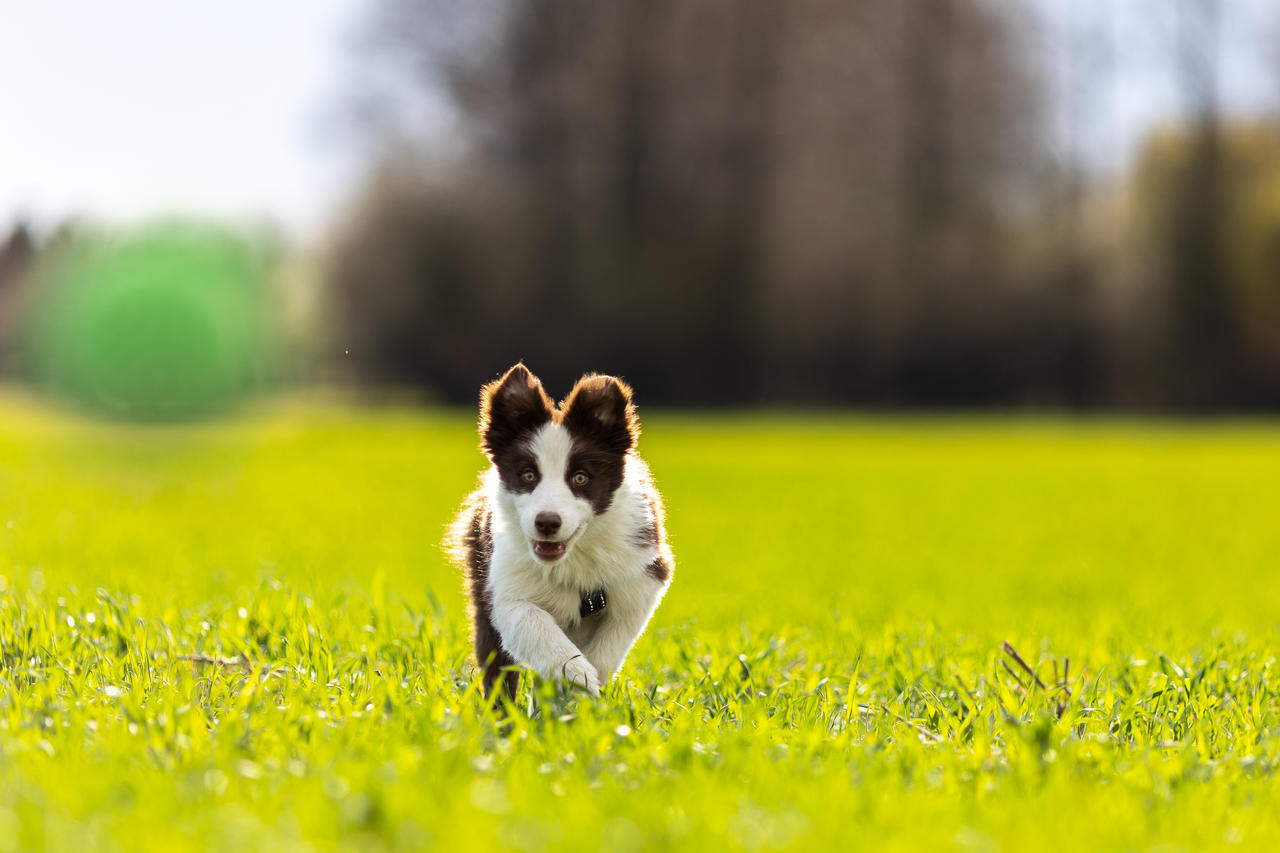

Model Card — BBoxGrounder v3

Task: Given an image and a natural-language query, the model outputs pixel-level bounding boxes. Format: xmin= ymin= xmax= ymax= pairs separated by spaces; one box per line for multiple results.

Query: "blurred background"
xmin=2 ymin=0 xmax=1280 ymax=416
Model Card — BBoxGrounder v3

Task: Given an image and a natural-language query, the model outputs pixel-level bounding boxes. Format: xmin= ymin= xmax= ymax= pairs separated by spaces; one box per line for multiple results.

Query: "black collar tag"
xmin=580 ymin=589 xmax=607 ymax=618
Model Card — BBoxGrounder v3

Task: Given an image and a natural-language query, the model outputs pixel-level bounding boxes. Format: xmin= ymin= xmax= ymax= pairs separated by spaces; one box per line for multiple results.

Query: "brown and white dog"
xmin=449 ymin=364 xmax=674 ymax=698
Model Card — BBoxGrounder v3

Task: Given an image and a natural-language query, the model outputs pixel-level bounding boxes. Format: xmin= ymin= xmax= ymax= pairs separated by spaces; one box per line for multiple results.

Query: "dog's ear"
xmin=479 ymin=364 xmax=554 ymax=458
xmin=561 ymin=374 xmax=638 ymax=456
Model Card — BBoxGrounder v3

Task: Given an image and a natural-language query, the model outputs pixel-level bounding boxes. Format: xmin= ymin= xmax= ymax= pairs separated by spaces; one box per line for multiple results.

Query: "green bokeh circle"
xmin=24 ymin=224 xmax=274 ymax=420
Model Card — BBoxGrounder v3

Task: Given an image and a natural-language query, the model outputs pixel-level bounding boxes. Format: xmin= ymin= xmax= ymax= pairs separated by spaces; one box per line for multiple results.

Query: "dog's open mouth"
xmin=532 ymin=540 xmax=568 ymax=560
xmin=531 ymin=528 xmax=581 ymax=562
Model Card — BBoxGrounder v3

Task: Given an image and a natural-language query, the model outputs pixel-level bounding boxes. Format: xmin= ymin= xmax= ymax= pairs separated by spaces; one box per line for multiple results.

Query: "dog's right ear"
xmin=479 ymin=363 xmax=554 ymax=459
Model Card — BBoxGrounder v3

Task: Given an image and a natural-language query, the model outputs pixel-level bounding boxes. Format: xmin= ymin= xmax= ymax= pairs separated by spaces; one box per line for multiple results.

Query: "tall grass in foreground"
xmin=0 ymin=390 xmax=1278 ymax=851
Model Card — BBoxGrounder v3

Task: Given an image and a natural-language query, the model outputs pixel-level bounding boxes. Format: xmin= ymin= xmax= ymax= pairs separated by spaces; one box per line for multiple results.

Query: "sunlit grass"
xmin=1 ymin=389 xmax=1278 ymax=851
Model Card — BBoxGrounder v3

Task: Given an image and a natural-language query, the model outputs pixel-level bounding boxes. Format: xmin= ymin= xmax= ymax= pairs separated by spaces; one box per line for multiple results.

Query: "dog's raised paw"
xmin=559 ymin=655 xmax=600 ymax=696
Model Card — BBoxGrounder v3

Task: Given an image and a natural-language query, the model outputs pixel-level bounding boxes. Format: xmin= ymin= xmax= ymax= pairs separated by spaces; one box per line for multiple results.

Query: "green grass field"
xmin=1 ymin=390 xmax=1278 ymax=851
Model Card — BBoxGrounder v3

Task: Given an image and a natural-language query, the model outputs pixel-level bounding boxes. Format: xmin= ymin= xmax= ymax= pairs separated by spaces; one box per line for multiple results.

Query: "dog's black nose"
xmin=534 ymin=512 xmax=561 ymax=537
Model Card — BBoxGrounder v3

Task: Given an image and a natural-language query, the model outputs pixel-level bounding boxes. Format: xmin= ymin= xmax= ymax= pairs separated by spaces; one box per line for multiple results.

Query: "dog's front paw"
xmin=558 ymin=655 xmax=600 ymax=696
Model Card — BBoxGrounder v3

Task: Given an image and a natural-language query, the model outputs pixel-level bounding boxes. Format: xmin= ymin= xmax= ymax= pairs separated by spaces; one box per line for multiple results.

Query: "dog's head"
xmin=479 ymin=364 xmax=638 ymax=564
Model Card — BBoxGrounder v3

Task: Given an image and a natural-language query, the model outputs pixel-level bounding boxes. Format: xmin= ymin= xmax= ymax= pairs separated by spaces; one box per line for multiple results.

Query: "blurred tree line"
xmin=7 ymin=2 xmax=1272 ymax=411
xmin=325 ymin=0 xmax=1280 ymax=408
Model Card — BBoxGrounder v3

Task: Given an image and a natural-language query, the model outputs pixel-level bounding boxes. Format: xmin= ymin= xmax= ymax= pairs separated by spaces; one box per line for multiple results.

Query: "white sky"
xmin=0 ymin=0 xmax=1276 ymax=241
xmin=0 ymin=0 xmax=364 ymax=239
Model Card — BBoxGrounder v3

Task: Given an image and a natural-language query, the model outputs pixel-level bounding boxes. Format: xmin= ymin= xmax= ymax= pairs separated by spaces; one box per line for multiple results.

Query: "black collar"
xmin=580 ymin=589 xmax=607 ymax=617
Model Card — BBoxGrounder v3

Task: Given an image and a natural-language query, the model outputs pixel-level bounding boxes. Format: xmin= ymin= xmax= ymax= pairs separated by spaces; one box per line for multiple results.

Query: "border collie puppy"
xmin=449 ymin=363 xmax=674 ymax=698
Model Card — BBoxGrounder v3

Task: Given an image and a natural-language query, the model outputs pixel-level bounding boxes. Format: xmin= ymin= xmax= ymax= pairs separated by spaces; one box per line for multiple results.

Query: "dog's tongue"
xmin=533 ymin=540 xmax=567 ymax=559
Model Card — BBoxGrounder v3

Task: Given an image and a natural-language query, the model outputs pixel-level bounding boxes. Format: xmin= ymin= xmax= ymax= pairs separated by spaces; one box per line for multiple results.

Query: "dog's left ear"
xmin=561 ymin=374 xmax=639 ymax=456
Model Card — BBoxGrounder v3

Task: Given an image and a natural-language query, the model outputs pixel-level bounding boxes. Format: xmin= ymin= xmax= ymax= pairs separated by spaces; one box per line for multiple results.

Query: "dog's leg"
xmin=581 ymin=588 xmax=664 ymax=680
xmin=491 ymin=600 xmax=600 ymax=695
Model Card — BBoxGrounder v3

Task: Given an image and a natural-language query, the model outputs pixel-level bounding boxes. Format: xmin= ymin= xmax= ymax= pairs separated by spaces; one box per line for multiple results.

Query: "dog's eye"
xmin=521 ymin=469 xmax=537 ymax=484
xmin=571 ymin=471 xmax=589 ymax=486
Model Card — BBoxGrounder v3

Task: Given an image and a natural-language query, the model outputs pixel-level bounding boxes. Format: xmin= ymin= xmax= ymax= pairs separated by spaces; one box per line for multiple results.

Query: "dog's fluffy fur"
xmin=448 ymin=364 xmax=673 ymax=698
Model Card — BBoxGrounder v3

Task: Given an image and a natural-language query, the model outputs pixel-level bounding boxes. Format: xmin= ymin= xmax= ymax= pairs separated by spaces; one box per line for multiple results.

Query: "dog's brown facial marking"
xmin=560 ymin=374 xmax=639 ymax=515
xmin=493 ymin=445 xmax=541 ymax=495
xmin=564 ymin=446 xmax=625 ymax=515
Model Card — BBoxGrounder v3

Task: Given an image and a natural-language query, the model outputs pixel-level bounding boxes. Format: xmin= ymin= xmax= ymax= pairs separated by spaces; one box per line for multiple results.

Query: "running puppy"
xmin=449 ymin=363 xmax=674 ymax=698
